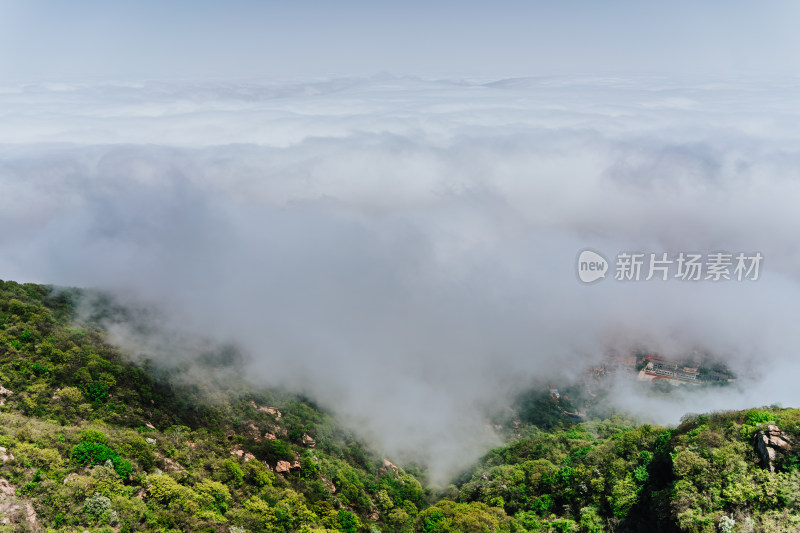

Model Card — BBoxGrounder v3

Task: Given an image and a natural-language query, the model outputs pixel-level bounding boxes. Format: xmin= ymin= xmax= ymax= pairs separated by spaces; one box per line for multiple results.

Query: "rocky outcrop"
xmin=24 ymin=502 xmax=37 ymax=528
xmin=381 ymin=458 xmax=399 ymax=476
xmin=0 ymin=479 xmax=14 ymax=499
xmin=247 ymin=423 xmax=262 ymax=442
xmin=754 ymin=425 xmax=792 ymax=472
xmin=275 ymin=460 xmax=301 ymax=473
xmin=0 ymin=384 xmax=12 ymax=406
xmin=155 ymin=454 xmax=186 ymax=472
xmin=0 ymin=447 xmax=13 ymax=463
xmin=249 ymin=401 xmax=282 ymax=420
xmin=0 ymin=478 xmax=38 ymax=529
xmin=230 ymin=449 xmax=256 ymax=462
xmin=322 ymin=477 xmax=336 ymax=493
xmin=301 ymin=434 xmax=316 ymax=447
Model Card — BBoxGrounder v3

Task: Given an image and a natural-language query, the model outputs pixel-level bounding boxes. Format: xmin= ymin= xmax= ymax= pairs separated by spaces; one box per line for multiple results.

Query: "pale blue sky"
xmin=1 ymin=0 xmax=798 ymax=81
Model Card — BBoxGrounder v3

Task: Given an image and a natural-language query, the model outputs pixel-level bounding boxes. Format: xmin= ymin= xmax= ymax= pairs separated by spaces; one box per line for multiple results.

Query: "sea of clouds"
xmin=1 ymin=75 xmax=799 ymax=481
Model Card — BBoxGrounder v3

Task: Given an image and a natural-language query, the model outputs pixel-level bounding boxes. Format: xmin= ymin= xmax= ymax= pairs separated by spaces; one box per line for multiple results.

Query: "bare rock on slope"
xmin=754 ymin=425 xmax=793 ymax=472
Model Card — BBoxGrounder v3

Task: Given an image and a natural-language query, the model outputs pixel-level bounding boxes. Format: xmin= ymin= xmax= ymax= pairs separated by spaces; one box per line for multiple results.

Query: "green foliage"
xmin=608 ymin=474 xmax=638 ymax=518
xmin=578 ymin=506 xmax=605 ymax=533
xmin=59 ymin=386 xmax=84 ymax=403
xmin=337 ymin=509 xmax=359 ymax=533
xmin=147 ymin=473 xmax=193 ymax=508
xmin=30 ymin=362 xmax=48 ymax=376
xmin=84 ymin=492 xmax=112 ymax=517
xmin=414 ymin=500 xmax=515 ymax=533
xmin=258 ymin=438 xmax=295 ymax=463
xmin=514 ymin=390 xmax=577 ymax=430
xmin=194 ymin=478 xmax=231 ymax=517
xmin=85 ymin=381 xmax=110 ymax=403
xmin=81 ymin=429 xmax=110 ymax=445
xmin=222 ymin=459 xmax=244 ymax=486
xmin=12 ymin=441 xmax=63 ymax=470
xmin=71 ymin=441 xmax=132 ymax=478
xmin=244 ymin=459 xmax=275 ymax=487
xmin=746 ymin=410 xmax=775 ymax=425
xmin=633 ymin=464 xmax=649 ymax=483
xmin=118 ymin=432 xmax=155 ymax=470
xmin=90 ymin=464 xmax=126 ymax=497
xmin=550 ymin=518 xmax=578 ymax=532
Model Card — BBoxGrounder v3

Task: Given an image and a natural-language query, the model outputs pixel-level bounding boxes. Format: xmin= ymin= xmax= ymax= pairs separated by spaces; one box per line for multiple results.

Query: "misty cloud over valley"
xmin=2 ymin=76 xmax=800 ymax=480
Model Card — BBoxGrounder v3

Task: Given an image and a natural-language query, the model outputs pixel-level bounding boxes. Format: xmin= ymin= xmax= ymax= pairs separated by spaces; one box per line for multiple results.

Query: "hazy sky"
xmin=1 ymin=1 xmax=800 ymax=81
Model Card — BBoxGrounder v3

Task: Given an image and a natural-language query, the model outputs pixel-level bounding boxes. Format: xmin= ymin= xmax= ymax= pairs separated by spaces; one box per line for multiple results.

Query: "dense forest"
xmin=0 ymin=279 xmax=797 ymax=532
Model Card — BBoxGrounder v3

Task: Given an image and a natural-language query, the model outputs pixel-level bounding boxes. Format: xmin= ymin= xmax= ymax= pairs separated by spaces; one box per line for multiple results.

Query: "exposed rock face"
xmin=248 ymin=423 xmax=262 ymax=442
xmin=0 ymin=384 xmax=12 ymax=406
xmin=301 ymin=434 xmax=316 ymax=447
xmin=0 ymin=478 xmax=38 ymax=529
xmin=0 ymin=479 xmax=14 ymax=498
xmin=275 ymin=460 xmax=301 ymax=473
xmin=0 ymin=447 xmax=14 ymax=463
xmin=230 ymin=449 xmax=256 ymax=462
xmin=754 ymin=425 xmax=793 ymax=471
xmin=381 ymin=458 xmax=399 ymax=475
xmin=25 ymin=502 xmax=37 ymax=528
xmin=249 ymin=401 xmax=282 ymax=420
xmin=155 ymin=454 xmax=186 ymax=472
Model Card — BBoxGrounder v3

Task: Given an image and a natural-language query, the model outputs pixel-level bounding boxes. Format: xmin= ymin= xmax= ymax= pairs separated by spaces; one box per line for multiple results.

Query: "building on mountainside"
xmin=637 ymin=358 xmax=700 ymax=385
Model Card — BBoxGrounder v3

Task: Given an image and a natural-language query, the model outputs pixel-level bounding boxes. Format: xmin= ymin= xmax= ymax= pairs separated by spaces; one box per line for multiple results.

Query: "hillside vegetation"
xmin=0 ymin=279 xmax=797 ymax=532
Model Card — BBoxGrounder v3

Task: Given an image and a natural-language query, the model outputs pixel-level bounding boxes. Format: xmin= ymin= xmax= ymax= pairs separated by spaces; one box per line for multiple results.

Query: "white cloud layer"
xmin=2 ymin=76 xmax=800 ymax=480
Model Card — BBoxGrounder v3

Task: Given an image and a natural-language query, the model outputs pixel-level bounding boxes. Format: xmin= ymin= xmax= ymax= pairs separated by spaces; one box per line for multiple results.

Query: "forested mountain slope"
xmin=0 ymin=279 xmax=796 ymax=533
